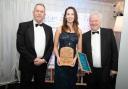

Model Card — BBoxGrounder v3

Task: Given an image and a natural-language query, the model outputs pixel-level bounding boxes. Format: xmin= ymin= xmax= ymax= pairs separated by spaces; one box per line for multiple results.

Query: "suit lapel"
xmin=42 ymin=23 xmax=49 ymax=49
xmin=88 ymin=31 xmax=92 ymax=53
xmin=100 ymin=28 xmax=105 ymax=65
xmin=87 ymin=31 xmax=93 ymax=66
xmin=28 ymin=21 xmax=35 ymax=50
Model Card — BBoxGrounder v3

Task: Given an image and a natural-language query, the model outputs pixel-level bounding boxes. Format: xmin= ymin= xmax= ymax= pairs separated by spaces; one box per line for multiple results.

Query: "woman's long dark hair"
xmin=62 ymin=6 xmax=80 ymax=37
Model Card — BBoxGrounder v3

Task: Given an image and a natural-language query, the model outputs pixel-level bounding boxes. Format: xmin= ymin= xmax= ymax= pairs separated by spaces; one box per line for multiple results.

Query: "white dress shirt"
xmin=33 ymin=21 xmax=46 ymax=58
xmin=91 ymin=28 xmax=101 ymax=68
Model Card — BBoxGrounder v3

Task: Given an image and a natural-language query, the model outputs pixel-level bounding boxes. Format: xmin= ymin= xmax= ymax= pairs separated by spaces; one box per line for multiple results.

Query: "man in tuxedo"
xmin=16 ymin=3 xmax=53 ymax=89
xmin=82 ymin=12 xmax=118 ymax=89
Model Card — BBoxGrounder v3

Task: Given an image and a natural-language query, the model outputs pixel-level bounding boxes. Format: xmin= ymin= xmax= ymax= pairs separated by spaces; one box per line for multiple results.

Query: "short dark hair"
xmin=34 ymin=3 xmax=45 ymax=10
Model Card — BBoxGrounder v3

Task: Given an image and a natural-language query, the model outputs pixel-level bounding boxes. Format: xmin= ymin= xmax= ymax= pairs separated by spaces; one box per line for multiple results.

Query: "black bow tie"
xmin=92 ymin=31 xmax=99 ymax=34
xmin=35 ymin=24 xmax=43 ymax=27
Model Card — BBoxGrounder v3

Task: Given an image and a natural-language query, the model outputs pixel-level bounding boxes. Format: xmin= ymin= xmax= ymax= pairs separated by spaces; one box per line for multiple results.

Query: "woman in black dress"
xmin=54 ymin=6 xmax=82 ymax=89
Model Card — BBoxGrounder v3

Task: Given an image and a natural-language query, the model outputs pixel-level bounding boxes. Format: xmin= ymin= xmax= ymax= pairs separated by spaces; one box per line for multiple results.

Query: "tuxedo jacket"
xmin=82 ymin=28 xmax=118 ymax=71
xmin=16 ymin=20 xmax=53 ymax=70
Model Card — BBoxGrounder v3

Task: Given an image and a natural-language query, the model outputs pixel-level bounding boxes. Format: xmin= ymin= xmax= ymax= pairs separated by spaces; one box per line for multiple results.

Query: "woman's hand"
xmin=71 ymin=57 xmax=77 ymax=67
xmin=57 ymin=57 xmax=61 ymax=66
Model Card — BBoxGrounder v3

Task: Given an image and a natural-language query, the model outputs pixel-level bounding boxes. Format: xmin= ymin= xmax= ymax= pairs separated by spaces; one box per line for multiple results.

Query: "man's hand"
xmin=110 ymin=70 xmax=118 ymax=76
xmin=34 ymin=58 xmax=47 ymax=66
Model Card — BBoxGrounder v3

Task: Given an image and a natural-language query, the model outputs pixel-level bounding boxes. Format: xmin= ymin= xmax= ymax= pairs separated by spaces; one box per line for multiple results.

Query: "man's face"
xmin=89 ymin=15 xmax=101 ymax=31
xmin=33 ymin=5 xmax=45 ymax=23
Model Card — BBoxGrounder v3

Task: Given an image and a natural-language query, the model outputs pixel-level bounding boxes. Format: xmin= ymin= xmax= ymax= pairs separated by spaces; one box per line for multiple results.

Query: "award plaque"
xmin=60 ymin=47 xmax=74 ymax=66
xmin=77 ymin=52 xmax=92 ymax=73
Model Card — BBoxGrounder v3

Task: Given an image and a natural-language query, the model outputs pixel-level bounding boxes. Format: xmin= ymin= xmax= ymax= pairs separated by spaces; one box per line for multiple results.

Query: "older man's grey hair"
xmin=89 ymin=11 xmax=102 ymax=21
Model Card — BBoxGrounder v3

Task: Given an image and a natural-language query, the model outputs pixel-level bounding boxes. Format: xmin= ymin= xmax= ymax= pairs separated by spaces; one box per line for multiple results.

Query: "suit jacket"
xmin=16 ymin=20 xmax=53 ymax=70
xmin=82 ymin=28 xmax=118 ymax=71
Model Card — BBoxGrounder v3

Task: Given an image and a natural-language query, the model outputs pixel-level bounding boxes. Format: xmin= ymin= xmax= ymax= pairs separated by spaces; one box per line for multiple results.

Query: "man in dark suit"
xmin=82 ymin=12 xmax=118 ymax=89
xmin=16 ymin=3 xmax=53 ymax=89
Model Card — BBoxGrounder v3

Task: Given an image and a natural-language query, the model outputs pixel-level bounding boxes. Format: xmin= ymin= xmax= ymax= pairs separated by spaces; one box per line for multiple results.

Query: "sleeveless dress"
xmin=54 ymin=32 xmax=78 ymax=89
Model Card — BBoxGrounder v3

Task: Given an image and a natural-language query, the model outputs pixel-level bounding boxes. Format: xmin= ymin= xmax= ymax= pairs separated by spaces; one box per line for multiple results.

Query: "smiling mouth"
xmin=37 ymin=16 xmax=41 ymax=18
xmin=68 ymin=18 xmax=74 ymax=21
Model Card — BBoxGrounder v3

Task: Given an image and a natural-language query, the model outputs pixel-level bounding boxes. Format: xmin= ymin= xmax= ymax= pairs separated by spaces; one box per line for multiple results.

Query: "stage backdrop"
xmin=0 ymin=0 xmax=115 ymax=85
xmin=116 ymin=0 xmax=128 ymax=88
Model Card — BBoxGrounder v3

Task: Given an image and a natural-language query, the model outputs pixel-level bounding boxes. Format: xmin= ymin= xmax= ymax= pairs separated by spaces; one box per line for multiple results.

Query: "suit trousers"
xmin=20 ymin=64 xmax=47 ymax=89
xmin=85 ymin=67 xmax=111 ymax=89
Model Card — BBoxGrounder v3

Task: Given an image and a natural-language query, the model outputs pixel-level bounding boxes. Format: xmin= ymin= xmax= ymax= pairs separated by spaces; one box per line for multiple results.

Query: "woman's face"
xmin=65 ymin=9 xmax=75 ymax=24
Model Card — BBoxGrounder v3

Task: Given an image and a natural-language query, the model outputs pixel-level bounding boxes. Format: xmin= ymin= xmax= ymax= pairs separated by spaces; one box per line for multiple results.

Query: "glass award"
xmin=77 ymin=52 xmax=92 ymax=73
